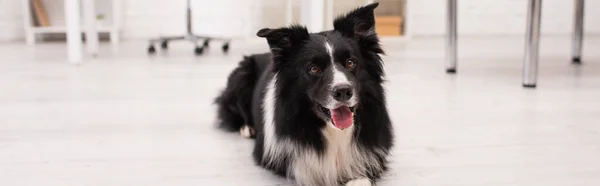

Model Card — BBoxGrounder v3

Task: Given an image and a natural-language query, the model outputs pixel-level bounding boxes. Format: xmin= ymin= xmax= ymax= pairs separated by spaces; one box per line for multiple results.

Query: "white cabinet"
xmin=22 ymin=0 xmax=121 ymax=45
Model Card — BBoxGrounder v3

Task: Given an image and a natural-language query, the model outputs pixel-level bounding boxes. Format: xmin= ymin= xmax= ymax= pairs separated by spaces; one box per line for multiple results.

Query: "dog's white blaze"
xmin=325 ymin=41 xmax=351 ymax=87
xmin=324 ymin=41 xmax=358 ymax=108
xmin=261 ymin=74 xmax=386 ymax=186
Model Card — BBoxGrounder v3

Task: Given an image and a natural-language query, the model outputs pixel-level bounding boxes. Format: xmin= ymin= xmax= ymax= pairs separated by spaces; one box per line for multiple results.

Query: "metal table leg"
xmin=446 ymin=0 xmax=457 ymax=73
xmin=65 ymin=0 xmax=82 ymax=64
xmin=523 ymin=0 xmax=542 ymax=88
xmin=83 ymin=0 xmax=99 ymax=57
xmin=572 ymin=0 xmax=584 ymax=64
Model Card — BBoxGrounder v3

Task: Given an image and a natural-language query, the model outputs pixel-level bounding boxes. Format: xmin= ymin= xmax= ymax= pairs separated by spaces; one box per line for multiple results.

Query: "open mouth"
xmin=320 ymin=105 xmax=355 ymax=129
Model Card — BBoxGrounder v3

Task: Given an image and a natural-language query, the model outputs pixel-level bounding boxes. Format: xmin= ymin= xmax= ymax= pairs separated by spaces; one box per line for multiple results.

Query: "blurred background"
xmin=1 ymin=0 xmax=600 ymax=186
xmin=2 ymin=0 xmax=600 ymax=41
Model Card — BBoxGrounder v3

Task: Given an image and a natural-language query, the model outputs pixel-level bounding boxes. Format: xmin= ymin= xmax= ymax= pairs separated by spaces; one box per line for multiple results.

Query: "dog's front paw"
xmin=345 ymin=178 xmax=371 ymax=186
xmin=239 ymin=125 xmax=254 ymax=138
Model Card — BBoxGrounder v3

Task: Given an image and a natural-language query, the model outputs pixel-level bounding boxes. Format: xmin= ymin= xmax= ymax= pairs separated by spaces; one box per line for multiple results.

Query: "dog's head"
xmin=257 ymin=3 xmax=384 ymax=130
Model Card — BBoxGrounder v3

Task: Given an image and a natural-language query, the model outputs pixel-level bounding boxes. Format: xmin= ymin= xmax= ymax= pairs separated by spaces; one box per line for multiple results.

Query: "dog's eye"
xmin=309 ymin=65 xmax=320 ymax=73
xmin=346 ymin=59 xmax=356 ymax=69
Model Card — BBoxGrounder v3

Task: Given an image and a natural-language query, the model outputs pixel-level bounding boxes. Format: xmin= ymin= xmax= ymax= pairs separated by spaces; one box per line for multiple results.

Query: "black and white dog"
xmin=215 ymin=3 xmax=393 ymax=186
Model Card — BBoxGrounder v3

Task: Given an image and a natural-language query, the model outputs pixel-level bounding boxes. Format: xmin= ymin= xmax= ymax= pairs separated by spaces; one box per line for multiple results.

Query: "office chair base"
xmin=148 ymin=45 xmax=156 ymax=54
xmin=147 ymin=34 xmax=230 ymax=55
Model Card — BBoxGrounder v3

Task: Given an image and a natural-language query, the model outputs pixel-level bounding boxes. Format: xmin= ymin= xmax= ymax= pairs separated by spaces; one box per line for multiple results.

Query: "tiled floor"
xmin=1 ymin=36 xmax=599 ymax=186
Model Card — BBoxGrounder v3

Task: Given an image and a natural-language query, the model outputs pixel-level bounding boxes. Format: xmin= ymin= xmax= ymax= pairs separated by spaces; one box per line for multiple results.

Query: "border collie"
xmin=215 ymin=3 xmax=393 ymax=186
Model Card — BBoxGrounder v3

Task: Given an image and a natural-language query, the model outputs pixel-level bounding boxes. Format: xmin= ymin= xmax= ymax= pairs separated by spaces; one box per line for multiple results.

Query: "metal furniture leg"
xmin=523 ymin=0 xmax=542 ymax=88
xmin=446 ymin=0 xmax=457 ymax=73
xmin=111 ymin=0 xmax=121 ymax=44
xmin=83 ymin=0 xmax=99 ymax=56
xmin=572 ymin=0 xmax=584 ymax=64
xmin=65 ymin=0 xmax=82 ymax=64
xmin=286 ymin=0 xmax=293 ymax=25
xmin=23 ymin=0 xmax=35 ymax=45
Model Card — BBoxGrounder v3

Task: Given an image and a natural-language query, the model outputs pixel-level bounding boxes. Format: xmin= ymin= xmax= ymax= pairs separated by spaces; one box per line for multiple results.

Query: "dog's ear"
xmin=334 ymin=3 xmax=384 ymax=81
xmin=333 ymin=3 xmax=379 ymax=39
xmin=257 ymin=25 xmax=309 ymax=52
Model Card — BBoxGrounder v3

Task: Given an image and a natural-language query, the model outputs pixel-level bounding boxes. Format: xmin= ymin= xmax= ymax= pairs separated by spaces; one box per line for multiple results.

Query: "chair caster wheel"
xmin=222 ymin=43 xmax=229 ymax=53
xmin=148 ymin=45 xmax=156 ymax=54
xmin=160 ymin=41 xmax=168 ymax=49
xmin=195 ymin=47 xmax=204 ymax=55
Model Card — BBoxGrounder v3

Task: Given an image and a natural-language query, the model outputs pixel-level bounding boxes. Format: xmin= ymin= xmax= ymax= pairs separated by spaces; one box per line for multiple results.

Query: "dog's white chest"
xmin=261 ymin=75 xmax=378 ymax=185
xmin=291 ymin=123 xmax=366 ymax=186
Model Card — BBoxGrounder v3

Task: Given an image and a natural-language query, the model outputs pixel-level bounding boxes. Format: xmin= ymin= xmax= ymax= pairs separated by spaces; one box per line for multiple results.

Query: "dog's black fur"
xmin=215 ymin=3 xmax=393 ymax=185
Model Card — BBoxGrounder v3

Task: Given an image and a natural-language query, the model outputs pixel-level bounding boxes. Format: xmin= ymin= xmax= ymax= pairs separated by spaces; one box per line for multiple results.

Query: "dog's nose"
xmin=332 ymin=85 xmax=353 ymax=101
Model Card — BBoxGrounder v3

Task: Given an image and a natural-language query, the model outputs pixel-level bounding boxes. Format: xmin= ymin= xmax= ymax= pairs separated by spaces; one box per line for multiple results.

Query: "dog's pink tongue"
xmin=330 ymin=106 xmax=353 ymax=129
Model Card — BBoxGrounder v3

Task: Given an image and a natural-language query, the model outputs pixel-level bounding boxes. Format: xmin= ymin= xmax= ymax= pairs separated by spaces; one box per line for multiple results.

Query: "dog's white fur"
xmin=325 ymin=42 xmax=350 ymax=88
xmin=261 ymin=74 xmax=385 ymax=186
xmin=240 ymin=125 xmax=252 ymax=138
xmin=345 ymin=178 xmax=372 ymax=186
xmin=324 ymin=41 xmax=358 ymax=109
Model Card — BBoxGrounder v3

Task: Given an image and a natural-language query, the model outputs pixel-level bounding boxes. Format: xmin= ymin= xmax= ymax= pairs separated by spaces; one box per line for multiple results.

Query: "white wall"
xmin=408 ymin=0 xmax=600 ymax=36
xmin=1 ymin=0 xmax=600 ymax=42
xmin=122 ymin=0 xmax=261 ymax=39
xmin=0 ymin=0 xmax=23 ymax=41
xmin=0 ymin=0 xmax=264 ymax=41
xmin=123 ymin=0 xmax=364 ymax=39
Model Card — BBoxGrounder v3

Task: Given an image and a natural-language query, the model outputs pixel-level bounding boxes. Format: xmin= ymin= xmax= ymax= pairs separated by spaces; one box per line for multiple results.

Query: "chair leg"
xmin=523 ymin=0 xmax=542 ymax=88
xmin=446 ymin=0 xmax=457 ymax=73
xmin=572 ymin=0 xmax=584 ymax=64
